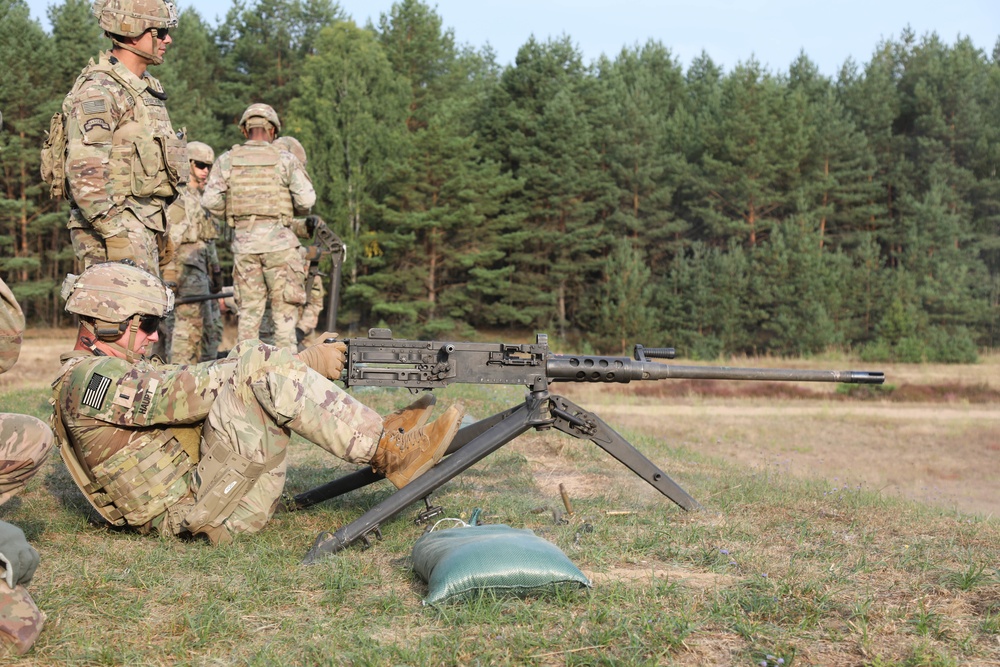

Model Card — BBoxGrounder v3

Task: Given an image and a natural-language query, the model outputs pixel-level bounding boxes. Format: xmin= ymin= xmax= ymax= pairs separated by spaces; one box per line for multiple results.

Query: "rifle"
xmin=297 ymin=328 xmax=883 ymax=563
xmin=302 ymin=216 xmax=346 ymax=331
xmin=173 ymin=290 xmax=233 ymax=306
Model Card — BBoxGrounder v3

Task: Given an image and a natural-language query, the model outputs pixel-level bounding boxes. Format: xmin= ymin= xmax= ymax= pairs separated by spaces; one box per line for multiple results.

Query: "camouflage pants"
xmin=171 ymin=266 xmax=223 ymax=365
xmin=234 ymin=248 xmax=306 ymax=350
xmin=0 ymin=414 xmax=54 ymax=506
xmin=70 ymin=212 xmax=161 ymax=276
xmin=257 ymin=273 xmax=326 ymax=346
xmin=191 ymin=341 xmax=382 ymax=539
xmin=0 ymin=581 xmax=43 ymax=657
xmin=0 ymin=414 xmax=52 ymax=656
xmin=297 ymin=273 xmax=327 ymax=337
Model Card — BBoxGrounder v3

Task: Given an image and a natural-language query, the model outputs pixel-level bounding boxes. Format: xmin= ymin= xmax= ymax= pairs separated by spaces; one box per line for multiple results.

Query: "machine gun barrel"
xmin=546 ymin=355 xmax=884 ymax=385
xmin=339 ymin=329 xmax=884 ymax=390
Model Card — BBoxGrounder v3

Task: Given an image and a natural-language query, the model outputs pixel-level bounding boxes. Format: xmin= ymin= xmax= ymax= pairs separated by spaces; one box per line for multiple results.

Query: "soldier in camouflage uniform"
xmin=202 ymin=104 xmax=312 ymax=350
xmin=0 ymin=278 xmax=54 ymax=656
xmin=162 ymin=141 xmax=223 ymax=364
xmin=52 ymin=262 xmax=464 ymax=546
xmin=55 ymin=0 xmax=187 ymax=275
xmin=261 ymin=136 xmax=327 ymax=347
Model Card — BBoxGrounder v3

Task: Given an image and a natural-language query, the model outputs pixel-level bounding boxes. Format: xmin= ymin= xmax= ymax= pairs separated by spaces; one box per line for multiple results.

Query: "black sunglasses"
xmin=138 ymin=314 xmax=161 ymax=335
xmin=192 ymin=161 xmax=211 ymax=170
xmin=153 ymin=28 xmax=169 ymax=39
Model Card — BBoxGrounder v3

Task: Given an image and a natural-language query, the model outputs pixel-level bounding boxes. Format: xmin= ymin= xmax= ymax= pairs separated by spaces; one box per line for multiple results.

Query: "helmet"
xmin=186 ymin=141 xmax=215 ymax=164
xmin=239 ymin=103 xmax=281 ymax=134
xmin=92 ymin=0 xmax=177 ymax=38
xmin=62 ymin=261 xmax=174 ymax=324
xmin=273 ymin=136 xmax=306 ymax=164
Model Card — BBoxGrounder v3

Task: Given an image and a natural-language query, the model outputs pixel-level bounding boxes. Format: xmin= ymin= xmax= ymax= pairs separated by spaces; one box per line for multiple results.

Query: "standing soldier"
xmin=42 ymin=0 xmax=187 ymax=275
xmin=202 ymin=104 xmax=312 ymax=350
xmin=270 ymin=135 xmax=328 ymax=346
xmin=162 ymin=141 xmax=223 ymax=364
xmin=0 ymin=278 xmax=54 ymax=656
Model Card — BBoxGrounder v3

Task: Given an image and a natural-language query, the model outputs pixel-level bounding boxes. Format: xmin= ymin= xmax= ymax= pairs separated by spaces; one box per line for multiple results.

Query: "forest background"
xmin=1 ymin=0 xmax=999 ymax=360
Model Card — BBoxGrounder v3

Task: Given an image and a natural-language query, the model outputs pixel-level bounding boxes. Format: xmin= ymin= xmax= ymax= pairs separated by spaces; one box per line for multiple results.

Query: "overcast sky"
xmin=22 ymin=0 xmax=1000 ymax=76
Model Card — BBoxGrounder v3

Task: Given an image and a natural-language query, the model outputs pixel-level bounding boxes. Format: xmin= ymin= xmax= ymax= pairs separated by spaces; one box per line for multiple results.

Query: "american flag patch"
xmin=82 ymin=373 xmax=111 ymax=410
xmin=82 ymin=99 xmax=107 ymax=115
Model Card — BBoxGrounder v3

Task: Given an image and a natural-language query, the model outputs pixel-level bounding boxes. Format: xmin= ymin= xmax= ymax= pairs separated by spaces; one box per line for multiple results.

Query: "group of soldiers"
xmin=0 ymin=0 xmax=465 ymax=655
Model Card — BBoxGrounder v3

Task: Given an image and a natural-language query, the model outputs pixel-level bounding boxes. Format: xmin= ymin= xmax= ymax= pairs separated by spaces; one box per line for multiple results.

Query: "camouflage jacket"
xmin=165 ymin=185 xmax=219 ymax=274
xmin=202 ymin=140 xmax=315 ymax=255
xmin=62 ymin=52 xmax=187 ymax=237
xmin=54 ymin=352 xmax=236 ymax=470
xmin=0 ymin=278 xmax=24 ymax=374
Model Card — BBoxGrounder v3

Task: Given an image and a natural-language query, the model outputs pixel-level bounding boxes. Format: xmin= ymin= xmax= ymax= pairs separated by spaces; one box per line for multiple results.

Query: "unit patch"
xmin=83 ymin=118 xmax=111 ymax=133
xmin=82 ymin=373 xmax=111 ymax=410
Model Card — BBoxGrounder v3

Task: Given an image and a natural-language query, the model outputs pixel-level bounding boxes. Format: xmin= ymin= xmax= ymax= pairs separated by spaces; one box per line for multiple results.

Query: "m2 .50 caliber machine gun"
xmin=296 ymin=328 xmax=884 ymax=563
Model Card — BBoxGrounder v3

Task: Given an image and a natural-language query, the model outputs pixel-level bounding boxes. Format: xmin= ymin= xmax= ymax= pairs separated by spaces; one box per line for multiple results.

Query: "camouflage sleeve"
xmin=64 ymin=82 xmax=125 ymax=235
xmin=201 ymin=153 xmax=229 ymax=219
xmin=284 ymin=155 xmax=316 ymax=215
xmin=0 ymin=278 xmax=24 ymax=374
xmin=71 ymin=356 xmax=238 ymax=427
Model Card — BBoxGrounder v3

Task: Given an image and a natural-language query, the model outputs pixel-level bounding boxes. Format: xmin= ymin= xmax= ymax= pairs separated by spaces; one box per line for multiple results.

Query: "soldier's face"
xmin=189 ymin=160 xmax=211 ymax=188
xmin=114 ymin=320 xmax=159 ymax=357
xmin=137 ymin=27 xmax=171 ymax=62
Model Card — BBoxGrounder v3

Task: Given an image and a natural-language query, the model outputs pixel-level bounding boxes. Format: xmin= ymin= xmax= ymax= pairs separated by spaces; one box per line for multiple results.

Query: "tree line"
xmin=1 ymin=0 xmax=998 ymax=360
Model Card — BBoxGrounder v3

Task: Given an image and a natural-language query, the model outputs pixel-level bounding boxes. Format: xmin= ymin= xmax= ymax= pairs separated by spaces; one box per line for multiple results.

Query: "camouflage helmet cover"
xmin=239 ymin=103 xmax=281 ymax=133
xmin=186 ymin=141 xmax=215 ymax=164
xmin=92 ymin=0 xmax=178 ymax=38
xmin=273 ymin=136 xmax=306 ymax=164
xmin=62 ymin=262 xmax=174 ymax=323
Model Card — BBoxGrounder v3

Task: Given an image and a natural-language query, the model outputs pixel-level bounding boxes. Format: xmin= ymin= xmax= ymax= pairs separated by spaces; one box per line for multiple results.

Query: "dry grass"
xmin=1 ymin=338 xmax=998 ymax=665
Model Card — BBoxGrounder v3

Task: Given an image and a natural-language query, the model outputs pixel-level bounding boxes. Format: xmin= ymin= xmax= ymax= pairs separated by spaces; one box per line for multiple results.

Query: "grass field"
xmin=1 ymin=337 xmax=998 ymax=666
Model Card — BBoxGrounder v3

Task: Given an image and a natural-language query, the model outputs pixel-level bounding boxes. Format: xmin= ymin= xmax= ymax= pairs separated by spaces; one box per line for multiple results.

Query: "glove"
xmin=296 ymin=333 xmax=346 ymax=380
xmin=158 ymin=232 xmax=176 ymax=270
xmin=0 ymin=521 xmax=39 ymax=587
xmin=302 ymin=245 xmax=322 ymax=262
xmin=104 ymin=232 xmax=134 ymax=262
xmin=209 ymin=265 xmax=223 ymax=294
xmin=305 ymin=215 xmax=322 ymax=235
xmin=161 ymin=267 xmax=179 ymax=294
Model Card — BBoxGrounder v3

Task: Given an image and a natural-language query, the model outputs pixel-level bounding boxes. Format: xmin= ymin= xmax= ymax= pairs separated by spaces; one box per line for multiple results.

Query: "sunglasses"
xmin=192 ymin=161 xmax=211 ymax=170
xmin=138 ymin=314 xmax=161 ymax=335
xmin=154 ymin=28 xmax=169 ymax=39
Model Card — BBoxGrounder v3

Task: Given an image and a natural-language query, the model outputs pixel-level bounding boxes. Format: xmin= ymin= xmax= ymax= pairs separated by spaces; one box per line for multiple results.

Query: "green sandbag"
xmin=412 ymin=524 xmax=592 ymax=605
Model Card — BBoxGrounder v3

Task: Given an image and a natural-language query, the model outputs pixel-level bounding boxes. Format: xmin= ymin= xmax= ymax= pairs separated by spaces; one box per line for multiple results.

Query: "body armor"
xmin=226 ymin=143 xmax=294 ymax=223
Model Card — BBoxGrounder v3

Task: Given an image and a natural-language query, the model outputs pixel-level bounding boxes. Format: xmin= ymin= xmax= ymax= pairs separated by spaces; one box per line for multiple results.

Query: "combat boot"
xmin=382 ymin=393 xmax=437 ymax=435
xmin=371 ymin=402 xmax=465 ymax=488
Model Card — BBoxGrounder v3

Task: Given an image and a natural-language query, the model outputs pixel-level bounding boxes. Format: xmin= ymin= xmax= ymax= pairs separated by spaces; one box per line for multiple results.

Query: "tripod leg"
xmin=549 ymin=395 xmax=701 ymax=511
xmin=303 ymin=397 xmax=544 ymax=563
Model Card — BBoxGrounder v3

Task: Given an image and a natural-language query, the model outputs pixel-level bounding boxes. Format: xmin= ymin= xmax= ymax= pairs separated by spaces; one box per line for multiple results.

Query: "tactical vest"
xmin=46 ymin=54 xmax=188 ymax=224
xmin=226 ymin=143 xmax=294 ymax=223
xmin=49 ymin=355 xmax=194 ymax=528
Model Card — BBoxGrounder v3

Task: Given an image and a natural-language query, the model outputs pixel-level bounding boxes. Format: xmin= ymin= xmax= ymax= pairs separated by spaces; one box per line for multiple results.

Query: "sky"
xmin=22 ymin=0 xmax=1000 ymax=77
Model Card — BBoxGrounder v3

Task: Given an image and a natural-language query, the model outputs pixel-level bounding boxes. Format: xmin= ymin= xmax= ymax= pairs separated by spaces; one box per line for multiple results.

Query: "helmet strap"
xmin=111 ymin=29 xmax=163 ymax=66
xmin=82 ymin=316 xmax=144 ymax=362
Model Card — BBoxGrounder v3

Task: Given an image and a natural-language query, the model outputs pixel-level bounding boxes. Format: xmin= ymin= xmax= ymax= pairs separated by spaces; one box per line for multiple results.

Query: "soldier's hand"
xmin=0 ymin=521 xmax=39 ymax=587
xmin=305 ymin=215 xmax=323 ymax=235
xmin=105 ymin=232 xmax=134 ymax=263
xmin=161 ymin=267 xmax=180 ymax=294
xmin=296 ymin=332 xmax=346 ymax=380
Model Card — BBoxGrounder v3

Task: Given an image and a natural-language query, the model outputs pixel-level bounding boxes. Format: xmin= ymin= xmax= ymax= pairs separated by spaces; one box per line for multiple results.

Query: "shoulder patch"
xmin=82 ymin=373 xmax=112 ymax=410
xmin=83 ymin=117 xmax=111 ymax=133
